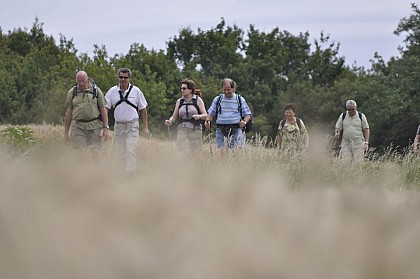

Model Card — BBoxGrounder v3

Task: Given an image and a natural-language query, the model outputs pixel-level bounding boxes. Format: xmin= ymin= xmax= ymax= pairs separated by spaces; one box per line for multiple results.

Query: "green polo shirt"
xmin=335 ymin=111 xmax=369 ymax=148
xmin=64 ymin=85 xmax=106 ymax=130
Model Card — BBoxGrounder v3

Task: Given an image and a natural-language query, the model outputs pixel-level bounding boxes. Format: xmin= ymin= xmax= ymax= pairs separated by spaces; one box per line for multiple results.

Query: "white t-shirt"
xmin=105 ymin=84 xmax=148 ymax=122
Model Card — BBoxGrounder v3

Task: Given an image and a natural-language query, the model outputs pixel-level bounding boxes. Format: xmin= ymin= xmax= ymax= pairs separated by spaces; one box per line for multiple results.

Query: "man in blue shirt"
xmin=205 ymin=78 xmax=252 ymax=151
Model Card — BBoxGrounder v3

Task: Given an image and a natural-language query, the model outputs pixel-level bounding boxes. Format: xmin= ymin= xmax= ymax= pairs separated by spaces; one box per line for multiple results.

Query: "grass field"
xmin=1 ymin=125 xmax=420 ymax=278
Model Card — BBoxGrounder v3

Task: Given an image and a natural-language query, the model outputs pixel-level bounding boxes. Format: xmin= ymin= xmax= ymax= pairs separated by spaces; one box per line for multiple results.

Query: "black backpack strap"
xmin=280 ymin=119 xmax=285 ymax=129
xmin=215 ymin=94 xmax=223 ymax=117
xmin=114 ymin=91 xmax=124 ymax=108
xmin=192 ymin=97 xmax=200 ymax=114
xmin=72 ymin=84 xmax=78 ymax=99
xmin=178 ymin=96 xmax=201 ymax=126
xmin=296 ymin=117 xmax=302 ymax=129
xmin=179 ymin=98 xmax=185 ymax=108
xmin=341 ymin=112 xmax=363 ymax=130
xmin=237 ymin=94 xmax=243 ymax=118
xmin=342 ymin=112 xmax=363 ymax=122
xmin=72 ymin=83 xmax=98 ymax=99
xmin=280 ymin=118 xmax=301 ymax=129
xmin=114 ymin=85 xmax=137 ymax=111
xmin=179 ymin=96 xmax=201 ymax=116
xmin=92 ymin=83 xmax=97 ymax=99
xmin=237 ymin=94 xmax=250 ymax=118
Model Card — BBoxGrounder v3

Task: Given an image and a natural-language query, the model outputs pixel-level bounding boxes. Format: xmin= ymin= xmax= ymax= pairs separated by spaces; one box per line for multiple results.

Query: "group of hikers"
xmin=64 ymin=67 xmax=376 ymax=174
xmin=64 ymin=68 xmax=148 ymax=175
xmin=164 ymin=78 xmax=252 ymax=154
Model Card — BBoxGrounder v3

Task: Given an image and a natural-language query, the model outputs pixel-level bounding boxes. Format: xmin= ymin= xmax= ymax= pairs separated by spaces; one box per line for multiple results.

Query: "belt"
xmin=116 ymin=120 xmax=138 ymax=125
xmin=216 ymin=123 xmax=240 ymax=128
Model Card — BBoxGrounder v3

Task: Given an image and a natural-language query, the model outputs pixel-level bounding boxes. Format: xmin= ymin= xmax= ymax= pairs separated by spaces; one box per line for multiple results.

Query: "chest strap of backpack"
xmin=72 ymin=83 xmax=98 ymax=99
xmin=280 ymin=118 xmax=302 ymax=130
xmin=115 ymin=85 xmax=138 ymax=111
xmin=215 ymin=94 xmax=244 ymax=123
xmin=73 ymin=83 xmax=102 ymax=123
xmin=341 ymin=112 xmax=363 ymax=130
xmin=179 ymin=96 xmax=201 ymax=126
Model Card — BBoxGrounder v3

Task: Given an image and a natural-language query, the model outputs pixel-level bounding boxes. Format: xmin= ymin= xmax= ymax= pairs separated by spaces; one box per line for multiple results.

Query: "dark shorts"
xmin=215 ymin=124 xmax=245 ymax=149
xmin=216 ymin=124 xmax=240 ymax=137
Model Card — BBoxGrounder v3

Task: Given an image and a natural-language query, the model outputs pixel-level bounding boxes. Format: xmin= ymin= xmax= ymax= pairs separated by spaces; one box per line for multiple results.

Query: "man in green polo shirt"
xmin=64 ymin=71 xmax=109 ymax=157
xmin=334 ymin=100 xmax=370 ymax=164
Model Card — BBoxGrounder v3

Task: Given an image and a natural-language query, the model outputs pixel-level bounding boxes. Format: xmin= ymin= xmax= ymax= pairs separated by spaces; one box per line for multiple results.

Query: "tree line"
xmin=1 ymin=4 xmax=420 ymax=152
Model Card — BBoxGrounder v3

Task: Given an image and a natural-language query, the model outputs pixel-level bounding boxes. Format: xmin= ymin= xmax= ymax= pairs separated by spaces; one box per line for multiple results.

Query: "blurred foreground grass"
xmin=1 ymin=125 xmax=420 ymax=278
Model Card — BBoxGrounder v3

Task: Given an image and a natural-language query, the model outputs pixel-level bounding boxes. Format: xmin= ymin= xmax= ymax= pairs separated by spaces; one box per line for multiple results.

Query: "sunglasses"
xmin=347 ymin=108 xmax=355 ymax=111
xmin=119 ymin=76 xmax=129 ymax=79
xmin=180 ymin=87 xmax=189 ymax=91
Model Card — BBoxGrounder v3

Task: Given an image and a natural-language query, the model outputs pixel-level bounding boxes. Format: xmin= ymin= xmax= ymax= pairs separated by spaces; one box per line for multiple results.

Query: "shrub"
xmin=0 ymin=126 xmax=36 ymax=155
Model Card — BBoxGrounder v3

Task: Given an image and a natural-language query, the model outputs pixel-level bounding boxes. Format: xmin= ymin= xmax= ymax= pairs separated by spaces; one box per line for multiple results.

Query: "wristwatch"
xmin=103 ymin=125 xmax=110 ymax=129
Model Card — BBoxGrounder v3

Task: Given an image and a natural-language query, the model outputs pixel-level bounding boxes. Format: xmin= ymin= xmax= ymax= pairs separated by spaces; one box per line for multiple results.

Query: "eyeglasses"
xmin=347 ymin=108 xmax=355 ymax=111
xmin=119 ymin=76 xmax=129 ymax=79
xmin=180 ymin=87 xmax=188 ymax=91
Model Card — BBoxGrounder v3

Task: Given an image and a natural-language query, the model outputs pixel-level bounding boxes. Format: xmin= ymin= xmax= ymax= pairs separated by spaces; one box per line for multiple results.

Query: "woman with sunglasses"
xmin=165 ymin=79 xmax=206 ymax=152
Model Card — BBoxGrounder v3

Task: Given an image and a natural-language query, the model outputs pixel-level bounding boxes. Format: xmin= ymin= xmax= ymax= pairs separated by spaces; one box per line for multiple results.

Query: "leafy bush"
xmin=0 ymin=126 xmax=36 ymax=155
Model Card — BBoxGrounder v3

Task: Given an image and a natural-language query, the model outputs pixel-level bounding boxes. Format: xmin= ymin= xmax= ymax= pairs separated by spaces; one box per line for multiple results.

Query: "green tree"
xmin=363 ymin=3 xmax=420 ymax=150
xmin=243 ymin=26 xmax=312 ymax=138
xmin=305 ymin=32 xmax=346 ymax=87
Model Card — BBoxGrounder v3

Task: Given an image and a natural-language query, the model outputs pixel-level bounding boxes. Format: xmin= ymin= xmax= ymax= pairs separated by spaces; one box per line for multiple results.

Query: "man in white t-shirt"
xmin=105 ymin=68 xmax=149 ymax=174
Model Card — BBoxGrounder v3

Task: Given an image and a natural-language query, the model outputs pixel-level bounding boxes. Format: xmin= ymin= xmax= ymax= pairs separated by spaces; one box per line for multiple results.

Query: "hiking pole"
xmin=205 ymin=121 xmax=213 ymax=160
xmin=209 ymin=132 xmax=213 ymax=160
xmin=167 ymin=125 xmax=173 ymax=146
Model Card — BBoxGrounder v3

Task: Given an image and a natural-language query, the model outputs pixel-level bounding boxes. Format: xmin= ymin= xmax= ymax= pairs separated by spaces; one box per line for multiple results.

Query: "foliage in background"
xmin=1 ymin=4 xmax=420 ymax=151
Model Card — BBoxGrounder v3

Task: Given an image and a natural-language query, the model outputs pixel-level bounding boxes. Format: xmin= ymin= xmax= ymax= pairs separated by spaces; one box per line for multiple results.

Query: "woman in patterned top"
xmin=276 ymin=103 xmax=309 ymax=157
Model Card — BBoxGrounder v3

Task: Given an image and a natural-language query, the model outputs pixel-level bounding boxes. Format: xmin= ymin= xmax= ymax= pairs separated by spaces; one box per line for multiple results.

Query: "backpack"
xmin=178 ymin=95 xmax=203 ymax=126
xmin=72 ymin=82 xmax=98 ymax=99
xmin=339 ymin=111 xmax=363 ymax=140
xmin=215 ymin=94 xmax=253 ymax=132
xmin=72 ymin=82 xmax=102 ymax=123
xmin=279 ymin=118 xmax=302 ymax=131
xmin=194 ymin=88 xmax=202 ymax=98
xmin=342 ymin=111 xmax=362 ymax=122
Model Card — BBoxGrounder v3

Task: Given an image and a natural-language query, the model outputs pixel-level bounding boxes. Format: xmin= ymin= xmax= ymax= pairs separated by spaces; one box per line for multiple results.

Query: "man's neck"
xmin=224 ymin=92 xmax=235 ymax=98
xmin=119 ymin=83 xmax=129 ymax=91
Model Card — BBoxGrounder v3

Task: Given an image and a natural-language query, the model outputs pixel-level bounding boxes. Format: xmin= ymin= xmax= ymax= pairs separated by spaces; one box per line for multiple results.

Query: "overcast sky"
xmin=1 ymin=0 xmax=415 ymax=68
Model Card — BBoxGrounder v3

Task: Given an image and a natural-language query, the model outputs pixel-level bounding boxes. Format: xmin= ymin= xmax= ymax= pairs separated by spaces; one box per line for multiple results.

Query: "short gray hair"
xmin=222 ymin=78 xmax=236 ymax=90
xmin=346 ymin=100 xmax=357 ymax=108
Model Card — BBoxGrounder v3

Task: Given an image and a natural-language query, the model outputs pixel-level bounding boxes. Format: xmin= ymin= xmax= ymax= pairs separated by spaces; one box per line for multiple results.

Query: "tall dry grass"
xmin=1 ymin=125 xmax=420 ymax=278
